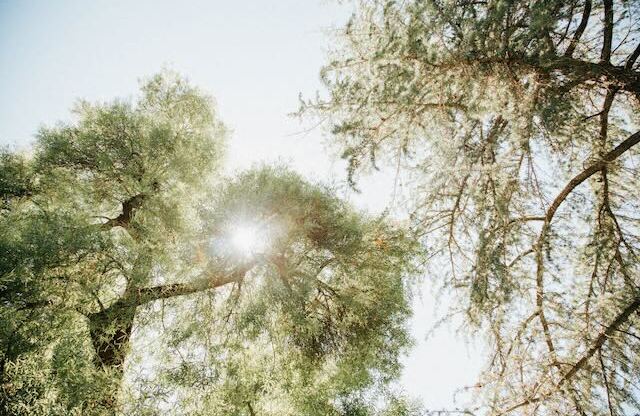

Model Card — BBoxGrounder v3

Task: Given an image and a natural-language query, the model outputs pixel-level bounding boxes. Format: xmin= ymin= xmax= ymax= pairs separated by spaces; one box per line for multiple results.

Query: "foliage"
xmin=305 ymin=1 xmax=640 ymax=414
xmin=127 ymin=167 xmax=421 ymax=415
xmin=0 ymin=72 xmax=420 ymax=415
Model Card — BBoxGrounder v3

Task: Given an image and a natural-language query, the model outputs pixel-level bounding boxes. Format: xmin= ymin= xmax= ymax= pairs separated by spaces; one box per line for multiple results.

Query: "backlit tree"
xmin=304 ymin=1 xmax=640 ymax=414
xmin=0 ymin=72 xmax=420 ymax=415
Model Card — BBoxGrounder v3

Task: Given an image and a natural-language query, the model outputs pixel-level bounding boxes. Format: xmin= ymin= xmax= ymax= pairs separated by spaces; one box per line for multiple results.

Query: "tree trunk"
xmin=88 ymin=299 xmax=137 ymax=412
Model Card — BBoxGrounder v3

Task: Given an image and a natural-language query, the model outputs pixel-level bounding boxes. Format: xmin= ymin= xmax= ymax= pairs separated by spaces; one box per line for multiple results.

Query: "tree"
xmin=304 ymin=1 xmax=640 ymax=414
xmin=0 ymin=72 xmax=420 ymax=415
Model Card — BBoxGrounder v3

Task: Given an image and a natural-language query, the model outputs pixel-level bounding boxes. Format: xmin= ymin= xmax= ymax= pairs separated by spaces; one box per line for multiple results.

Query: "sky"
xmin=0 ymin=0 xmax=481 ymax=410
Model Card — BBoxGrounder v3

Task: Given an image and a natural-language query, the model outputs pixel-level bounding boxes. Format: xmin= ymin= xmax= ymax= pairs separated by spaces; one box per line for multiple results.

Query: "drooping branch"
xmin=559 ymin=294 xmax=640 ymax=386
xmin=599 ymin=348 xmax=615 ymax=416
xmin=503 ymin=130 xmax=640 ymax=414
xmin=501 ymin=293 xmax=640 ymax=414
xmin=533 ymin=129 xmax=639 ymax=370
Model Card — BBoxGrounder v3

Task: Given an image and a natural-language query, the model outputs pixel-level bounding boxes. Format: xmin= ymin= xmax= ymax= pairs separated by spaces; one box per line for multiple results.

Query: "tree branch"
xmin=625 ymin=42 xmax=640 ymax=70
xmin=564 ymin=0 xmax=592 ymax=58
xmin=599 ymin=349 xmax=615 ymax=416
xmin=511 ymin=55 xmax=640 ymax=96
xmin=600 ymin=0 xmax=614 ymax=63
xmin=542 ymin=129 xmax=639 ymax=227
xmin=558 ymin=294 xmax=640 ymax=385
xmin=499 ymin=292 xmax=640 ymax=414
xmin=533 ymin=129 xmax=639 ymax=372
xmin=503 ymin=131 xmax=640 ymax=415
xmin=246 ymin=401 xmax=256 ymax=416
xmin=134 ymin=262 xmax=255 ymax=306
xmin=101 ymin=194 xmax=146 ymax=230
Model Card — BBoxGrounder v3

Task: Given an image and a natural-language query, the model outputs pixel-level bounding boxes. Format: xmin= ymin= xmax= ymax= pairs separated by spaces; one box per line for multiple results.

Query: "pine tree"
xmin=304 ymin=1 xmax=640 ymax=414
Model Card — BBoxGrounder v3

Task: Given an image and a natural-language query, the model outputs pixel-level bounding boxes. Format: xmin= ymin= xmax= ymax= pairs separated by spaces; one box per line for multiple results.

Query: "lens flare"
xmin=230 ymin=223 xmax=265 ymax=256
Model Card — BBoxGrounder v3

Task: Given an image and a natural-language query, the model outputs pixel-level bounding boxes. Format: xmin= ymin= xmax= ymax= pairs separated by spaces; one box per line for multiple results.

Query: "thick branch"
xmin=543 ymin=130 xmax=639 ymax=226
xmin=625 ymin=42 xmax=640 ymax=70
xmin=513 ymin=55 xmax=640 ymax=95
xmin=246 ymin=401 xmax=256 ymax=416
xmin=135 ymin=262 xmax=255 ymax=306
xmin=88 ymin=298 xmax=136 ymax=370
xmin=564 ymin=0 xmax=591 ymax=58
xmin=600 ymin=0 xmax=613 ymax=63
xmin=101 ymin=194 xmax=146 ymax=229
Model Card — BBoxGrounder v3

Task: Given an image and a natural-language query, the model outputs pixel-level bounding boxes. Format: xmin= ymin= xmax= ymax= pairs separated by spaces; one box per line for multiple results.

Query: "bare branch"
xmin=625 ymin=42 xmax=640 ymax=70
xmin=135 ymin=262 xmax=256 ymax=306
xmin=601 ymin=0 xmax=614 ymax=63
xmin=565 ymin=0 xmax=592 ymax=58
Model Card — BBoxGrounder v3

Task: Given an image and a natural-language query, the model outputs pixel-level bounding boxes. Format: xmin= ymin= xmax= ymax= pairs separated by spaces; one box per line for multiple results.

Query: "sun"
xmin=230 ymin=223 xmax=265 ymax=256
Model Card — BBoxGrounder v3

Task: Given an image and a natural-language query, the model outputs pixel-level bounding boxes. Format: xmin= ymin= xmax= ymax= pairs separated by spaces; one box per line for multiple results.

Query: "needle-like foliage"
xmin=303 ymin=1 xmax=640 ymax=414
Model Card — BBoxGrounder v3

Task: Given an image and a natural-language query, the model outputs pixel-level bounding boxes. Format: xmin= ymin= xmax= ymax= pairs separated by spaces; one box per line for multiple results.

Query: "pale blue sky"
xmin=0 ymin=0 xmax=481 ymax=410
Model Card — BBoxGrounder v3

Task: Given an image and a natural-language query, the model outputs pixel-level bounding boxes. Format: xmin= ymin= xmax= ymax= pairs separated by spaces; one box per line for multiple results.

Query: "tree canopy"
xmin=0 ymin=73 xmax=421 ymax=415
xmin=304 ymin=0 xmax=640 ymax=414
